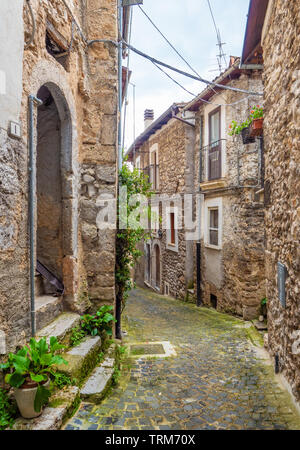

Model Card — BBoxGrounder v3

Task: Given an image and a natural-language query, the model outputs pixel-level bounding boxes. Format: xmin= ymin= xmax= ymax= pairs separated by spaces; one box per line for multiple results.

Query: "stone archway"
xmin=31 ymin=75 xmax=78 ymax=314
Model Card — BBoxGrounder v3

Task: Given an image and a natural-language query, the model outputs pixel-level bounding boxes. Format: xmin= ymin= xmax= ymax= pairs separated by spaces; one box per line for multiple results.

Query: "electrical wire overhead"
xmin=206 ymin=0 xmax=227 ymax=72
xmin=123 ymin=40 xmax=263 ymax=97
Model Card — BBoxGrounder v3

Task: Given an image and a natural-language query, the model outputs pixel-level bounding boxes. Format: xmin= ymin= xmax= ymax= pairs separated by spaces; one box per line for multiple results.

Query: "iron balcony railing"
xmin=200 ymin=139 xmax=226 ymax=182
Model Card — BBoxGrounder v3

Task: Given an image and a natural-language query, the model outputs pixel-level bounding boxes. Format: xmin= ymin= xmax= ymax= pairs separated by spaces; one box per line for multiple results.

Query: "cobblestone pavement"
xmin=65 ymin=288 xmax=300 ymax=430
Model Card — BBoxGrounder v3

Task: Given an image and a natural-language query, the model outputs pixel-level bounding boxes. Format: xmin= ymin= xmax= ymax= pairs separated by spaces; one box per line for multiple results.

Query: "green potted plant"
xmin=228 ymin=105 xmax=263 ymax=143
xmin=229 ymin=118 xmax=255 ymax=144
xmin=0 ymin=337 xmax=67 ymax=419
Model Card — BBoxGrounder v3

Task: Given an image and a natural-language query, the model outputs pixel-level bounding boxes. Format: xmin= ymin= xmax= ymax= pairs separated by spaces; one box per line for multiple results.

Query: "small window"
xmin=170 ymin=212 xmax=175 ymax=244
xmin=46 ymin=20 xmax=69 ymax=71
xmin=150 ymin=149 xmax=159 ymax=190
xmin=209 ymin=208 xmax=219 ymax=246
xmin=210 ymin=294 xmax=217 ymax=309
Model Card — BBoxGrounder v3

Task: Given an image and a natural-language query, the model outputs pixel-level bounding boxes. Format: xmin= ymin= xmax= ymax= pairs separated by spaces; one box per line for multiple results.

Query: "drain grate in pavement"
xmin=130 ymin=344 xmax=165 ymax=356
xmin=128 ymin=341 xmax=176 ymax=359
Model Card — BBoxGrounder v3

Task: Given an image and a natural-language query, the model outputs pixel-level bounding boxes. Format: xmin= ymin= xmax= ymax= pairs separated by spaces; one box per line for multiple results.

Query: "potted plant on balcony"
xmin=0 ymin=337 xmax=67 ymax=419
xmin=228 ymin=105 xmax=263 ymax=143
xmin=229 ymin=118 xmax=255 ymax=144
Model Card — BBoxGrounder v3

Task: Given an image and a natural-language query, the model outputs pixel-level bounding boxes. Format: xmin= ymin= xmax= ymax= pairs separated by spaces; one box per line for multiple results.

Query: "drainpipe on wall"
xmin=115 ymin=0 xmax=124 ymax=340
xmin=28 ymin=94 xmax=43 ymax=337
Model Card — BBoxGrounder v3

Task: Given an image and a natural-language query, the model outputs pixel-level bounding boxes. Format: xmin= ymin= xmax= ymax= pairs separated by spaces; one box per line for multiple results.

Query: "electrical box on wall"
xmin=8 ymin=121 xmax=22 ymax=139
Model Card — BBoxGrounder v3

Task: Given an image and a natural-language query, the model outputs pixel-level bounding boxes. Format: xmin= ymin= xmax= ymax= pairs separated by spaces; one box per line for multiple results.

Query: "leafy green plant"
xmin=229 ymin=105 xmax=263 ymax=136
xmin=0 ymin=337 xmax=68 ymax=413
xmin=81 ymin=305 xmax=116 ymax=337
xmin=116 ymin=162 xmax=153 ymax=314
xmin=70 ymin=326 xmax=86 ymax=347
xmin=0 ymin=388 xmax=16 ymax=430
xmin=112 ymin=366 xmax=121 ymax=386
xmin=52 ymin=373 xmax=76 ymax=390
xmin=96 ymin=352 xmax=104 ymax=365
xmin=261 ymin=297 xmax=268 ymax=307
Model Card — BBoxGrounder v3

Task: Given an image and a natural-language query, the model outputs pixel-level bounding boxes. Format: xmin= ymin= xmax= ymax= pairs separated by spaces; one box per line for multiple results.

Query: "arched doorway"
xmin=36 ymin=86 xmax=63 ymax=288
xmin=34 ymin=83 xmax=76 ymax=310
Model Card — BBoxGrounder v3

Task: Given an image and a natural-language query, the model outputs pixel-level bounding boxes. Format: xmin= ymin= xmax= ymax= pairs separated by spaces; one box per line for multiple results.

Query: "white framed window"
xmin=150 ymin=144 xmax=159 ymax=190
xmin=203 ymin=103 xmax=227 ymax=181
xmin=166 ymin=204 xmax=178 ymax=252
xmin=208 ymin=208 xmax=219 ymax=246
xmin=204 ymin=197 xmax=222 ymax=249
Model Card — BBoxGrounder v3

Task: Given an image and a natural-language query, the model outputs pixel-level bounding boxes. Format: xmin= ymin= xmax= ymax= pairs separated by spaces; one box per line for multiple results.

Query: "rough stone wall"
xmin=0 ymin=0 xmax=118 ymax=354
xmin=133 ymin=116 xmax=195 ymax=300
xmin=262 ymin=0 xmax=300 ymax=402
xmin=193 ymin=72 xmax=265 ymax=319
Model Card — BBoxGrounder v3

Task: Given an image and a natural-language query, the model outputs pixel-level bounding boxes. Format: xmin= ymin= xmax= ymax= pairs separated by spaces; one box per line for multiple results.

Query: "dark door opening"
xmin=154 ymin=245 xmax=160 ymax=289
xmin=210 ymin=294 xmax=218 ymax=309
xmin=36 ymin=86 xmax=63 ymax=293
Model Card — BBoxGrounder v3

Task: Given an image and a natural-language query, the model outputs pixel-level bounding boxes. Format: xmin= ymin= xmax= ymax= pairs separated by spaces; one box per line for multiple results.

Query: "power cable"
xmin=123 ymin=40 xmax=263 ymax=97
xmin=122 ymin=7 xmax=133 ymax=150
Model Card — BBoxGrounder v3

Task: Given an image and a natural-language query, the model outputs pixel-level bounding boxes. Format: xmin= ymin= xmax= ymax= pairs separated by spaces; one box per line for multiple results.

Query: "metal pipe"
xmin=115 ymin=0 xmax=124 ymax=340
xmin=28 ymin=94 xmax=43 ymax=337
xmin=118 ymin=1 xmax=123 ymax=172
xmin=171 ymin=109 xmax=195 ymax=128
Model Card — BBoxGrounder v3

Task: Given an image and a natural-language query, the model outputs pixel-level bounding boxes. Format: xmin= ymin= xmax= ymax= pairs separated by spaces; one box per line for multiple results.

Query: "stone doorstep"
xmin=35 ymin=295 xmax=63 ymax=331
xmin=36 ymin=312 xmax=81 ymax=346
xmin=57 ymin=336 xmax=102 ymax=382
xmin=80 ymin=364 xmax=114 ymax=403
xmin=12 ymin=386 xmax=79 ymax=430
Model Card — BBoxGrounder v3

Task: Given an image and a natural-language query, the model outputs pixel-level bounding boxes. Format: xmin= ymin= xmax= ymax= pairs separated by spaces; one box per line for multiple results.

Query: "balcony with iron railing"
xmin=199 ymin=139 xmax=227 ymax=189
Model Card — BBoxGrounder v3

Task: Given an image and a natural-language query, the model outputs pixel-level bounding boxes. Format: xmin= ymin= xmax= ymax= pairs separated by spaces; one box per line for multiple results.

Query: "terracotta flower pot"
xmin=250 ymin=118 xmax=264 ymax=137
xmin=14 ymin=378 xmax=50 ymax=419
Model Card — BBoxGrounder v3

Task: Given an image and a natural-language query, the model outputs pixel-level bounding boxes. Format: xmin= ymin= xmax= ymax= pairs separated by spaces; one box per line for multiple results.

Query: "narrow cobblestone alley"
xmin=65 ymin=288 xmax=300 ymax=430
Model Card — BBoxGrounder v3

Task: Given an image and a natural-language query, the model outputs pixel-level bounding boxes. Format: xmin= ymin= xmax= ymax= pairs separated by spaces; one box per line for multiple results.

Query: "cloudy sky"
xmin=123 ymin=0 xmax=250 ymax=149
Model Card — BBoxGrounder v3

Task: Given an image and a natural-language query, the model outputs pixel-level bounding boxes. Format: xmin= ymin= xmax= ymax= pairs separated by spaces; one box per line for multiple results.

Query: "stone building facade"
xmin=185 ymin=58 xmax=265 ymax=319
xmin=127 ymin=105 xmax=196 ymax=300
xmin=0 ymin=0 xmax=127 ymax=355
xmin=242 ymin=0 xmax=300 ymax=403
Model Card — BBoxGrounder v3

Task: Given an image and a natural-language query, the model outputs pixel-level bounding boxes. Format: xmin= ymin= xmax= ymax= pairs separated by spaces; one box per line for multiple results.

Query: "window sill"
xmin=200 ymin=179 xmax=227 ymax=191
xmin=204 ymin=243 xmax=222 ymax=251
xmin=166 ymin=243 xmax=178 ymax=252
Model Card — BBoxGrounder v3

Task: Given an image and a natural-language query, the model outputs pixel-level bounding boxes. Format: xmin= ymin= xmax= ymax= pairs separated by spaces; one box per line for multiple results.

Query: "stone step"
xmin=13 ymin=386 xmax=79 ymax=430
xmin=35 ymin=295 xmax=63 ymax=331
xmin=80 ymin=355 xmax=115 ymax=403
xmin=57 ymin=336 xmax=102 ymax=383
xmin=36 ymin=311 xmax=81 ymax=346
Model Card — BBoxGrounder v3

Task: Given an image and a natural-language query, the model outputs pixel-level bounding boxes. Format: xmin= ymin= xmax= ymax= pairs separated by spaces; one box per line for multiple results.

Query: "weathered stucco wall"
xmin=263 ymin=0 xmax=300 ymax=402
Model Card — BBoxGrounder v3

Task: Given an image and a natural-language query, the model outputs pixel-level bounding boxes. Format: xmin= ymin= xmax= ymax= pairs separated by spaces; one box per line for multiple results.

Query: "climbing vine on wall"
xmin=116 ymin=163 xmax=153 ymax=314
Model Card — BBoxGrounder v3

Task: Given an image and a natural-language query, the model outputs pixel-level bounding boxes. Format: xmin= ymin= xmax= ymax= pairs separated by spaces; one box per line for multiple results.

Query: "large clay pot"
xmin=14 ymin=378 xmax=50 ymax=419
